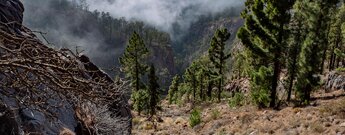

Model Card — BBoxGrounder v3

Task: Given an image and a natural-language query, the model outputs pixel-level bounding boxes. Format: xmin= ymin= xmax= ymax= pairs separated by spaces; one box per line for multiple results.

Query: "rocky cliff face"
xmin=0 ymin=0 xmax=131 ymax=134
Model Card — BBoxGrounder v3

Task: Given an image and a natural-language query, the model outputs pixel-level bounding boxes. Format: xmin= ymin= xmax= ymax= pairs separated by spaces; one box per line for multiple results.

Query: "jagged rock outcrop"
xmin=325 ymin=71 xmax=345 ymax=92
xmin=0 ymin=0 xmax=131 ymax=134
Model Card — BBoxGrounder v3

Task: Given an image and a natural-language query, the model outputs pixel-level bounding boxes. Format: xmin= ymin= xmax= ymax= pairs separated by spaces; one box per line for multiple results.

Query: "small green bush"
xmin=189 ymin=109 xmax=201 ymax=127
xmin=229 ymin=92 xmax=245 ymax=107
xmin=250 ymin=89 xmax=270 ymax=108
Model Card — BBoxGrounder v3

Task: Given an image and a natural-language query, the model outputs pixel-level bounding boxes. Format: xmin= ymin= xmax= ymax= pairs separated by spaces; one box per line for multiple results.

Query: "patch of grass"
xmin=190 ymin=108 xmax=202 ymax=128
xmin=229 ymin=92 xmax=245 ymax=108
xmin=211 ymin=109 xmax=220 ymax=120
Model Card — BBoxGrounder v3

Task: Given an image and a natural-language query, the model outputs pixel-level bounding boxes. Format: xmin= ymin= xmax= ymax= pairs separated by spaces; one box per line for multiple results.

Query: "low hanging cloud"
xmin=84 ymin=0 xmax=245 ymax=33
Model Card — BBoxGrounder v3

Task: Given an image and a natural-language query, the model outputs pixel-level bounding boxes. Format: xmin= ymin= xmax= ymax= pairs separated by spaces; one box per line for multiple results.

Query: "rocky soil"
xmin=132 ymin=89 xmax=345 ymax=135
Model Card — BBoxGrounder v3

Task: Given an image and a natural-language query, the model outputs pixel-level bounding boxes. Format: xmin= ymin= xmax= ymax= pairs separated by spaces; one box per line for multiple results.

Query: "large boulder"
xmin=0 ymin=0 xmax=131 ymax=134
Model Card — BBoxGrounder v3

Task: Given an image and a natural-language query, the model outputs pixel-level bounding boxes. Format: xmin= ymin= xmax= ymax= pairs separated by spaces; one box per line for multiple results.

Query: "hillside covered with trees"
xmin=0 ymin=0 xmax=345 ymax=134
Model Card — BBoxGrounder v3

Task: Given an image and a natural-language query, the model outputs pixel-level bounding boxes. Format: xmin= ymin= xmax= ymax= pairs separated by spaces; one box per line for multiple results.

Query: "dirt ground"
xmin=132 ymin=89 xmax=345 ymax=135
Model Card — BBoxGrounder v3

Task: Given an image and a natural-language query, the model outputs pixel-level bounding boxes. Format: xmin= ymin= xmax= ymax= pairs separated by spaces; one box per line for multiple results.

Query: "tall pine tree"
xmin=148 ymin=64 xmax=160 ymax=119
xmin=208 ymin=28 xmax=231 ymax=102
xmin=119 ymin=31 xmax=149 ymax=114
xmin=119 ymin=31 xmax=149 ymax=92
xmin=168 ymin=75 xmax=180 ymax=104
xmin=286 ymin=1 xmax=307 ymax=101
xmin=295 ymin=0 xmax=338 ymax=103
xmin=238 ymin=0 xmax=295 ymax=107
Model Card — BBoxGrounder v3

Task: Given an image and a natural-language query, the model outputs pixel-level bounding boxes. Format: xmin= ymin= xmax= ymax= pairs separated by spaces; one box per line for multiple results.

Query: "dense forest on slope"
xmin=1 ymin=0 xmax=345 ymax=134
xmin=22 ymin=0 xmax=244 ymax=89
xmin=23 ymin=0 xmax=175 ymax=88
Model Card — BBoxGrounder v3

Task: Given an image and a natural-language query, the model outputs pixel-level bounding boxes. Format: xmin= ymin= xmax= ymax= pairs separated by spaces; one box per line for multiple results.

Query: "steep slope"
xmin=22 ymin=0 xmax=176 ymax=88
xmin=172 ymin=9 xmax=244 ymax=72
xmin=0 ymin=0 xmax=131 ymax=134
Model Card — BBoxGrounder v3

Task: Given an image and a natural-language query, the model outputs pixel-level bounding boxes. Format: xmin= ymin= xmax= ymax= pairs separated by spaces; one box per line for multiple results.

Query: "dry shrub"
xmin=76 ymin=102 xmax=130 ymax=135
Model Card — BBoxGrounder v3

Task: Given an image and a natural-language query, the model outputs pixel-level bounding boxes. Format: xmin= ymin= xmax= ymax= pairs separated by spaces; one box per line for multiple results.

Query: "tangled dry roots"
xmin=0 ymin=22 xmax=131 ymax=133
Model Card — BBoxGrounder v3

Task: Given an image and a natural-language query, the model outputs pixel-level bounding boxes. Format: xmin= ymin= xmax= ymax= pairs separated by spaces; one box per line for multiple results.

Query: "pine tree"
xmin=319 ymin=1 xmax=339 ymax=74
xmin=237 ymin=0 xmax=295 ymax=108
xmin=168 ymin=75 xmax=180 ymax=104
xmin=208 ymin=28 xmax=231 ymax=102
xmin=148 ymin=64 xmax=160 ymax=119
xmin=119 ymin=31 xmax=149 ymax=114
xmin=295 ymin=0 xmax=339 ymax=103
xmin=119 ymin=31 xmax=149 ymax=92
xmin=286 ymin=2 xmax=307 ymax=101
xmin=329 ymin=4 xmax=345 ymax=71
xmin=184 ymin=62 xmax=198 ymax=102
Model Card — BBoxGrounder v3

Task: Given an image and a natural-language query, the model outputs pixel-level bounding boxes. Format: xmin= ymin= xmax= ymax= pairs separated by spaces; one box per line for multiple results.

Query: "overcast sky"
xmin=84 ymin=0 xmax=245 ymax=32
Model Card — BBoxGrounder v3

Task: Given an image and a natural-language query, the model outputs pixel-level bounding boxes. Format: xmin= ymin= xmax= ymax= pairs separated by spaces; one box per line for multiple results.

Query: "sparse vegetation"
xmin=228 ymin=92 xmax=245 ymax=107
xmin=211 ymin=109 xmax=221 ymax=120
xmin=190 ymin=109 xmax=202 ymax=128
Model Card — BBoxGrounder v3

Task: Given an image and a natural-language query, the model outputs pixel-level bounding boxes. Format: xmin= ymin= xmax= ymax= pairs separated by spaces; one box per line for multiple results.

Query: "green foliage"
xmin=231 ymin=45 xmax=253 ymax=78
xmin=120 ymin=31 xmax=149 ymax=92
xmin=208 ymin=28 xmax=231 ymax=102
xmin=120 ymin=32 xmax=150 ymax=115
xmin=147 ymin=64 xmax=161 ymax=117
xmin=228 ymin=92 xmax=245 ymax=108
xmin=184 ymin=63 xmax=198 ymax=102
xmin=285 ymin=3 xmax=307 ymax=101
xmin=250 ymin=89 xmax=271 ymax=108
xmin=189 ymin=109 xmax=202 ymax=127
xmin=334 ymin=48 xmax=345 ymax=58
xmin=294 ymin=0 xmax=338 ymax=103
xmin=168 ymin=75 xmax=180 ymax=104
xmin=179 ymin=55 xmax=216 ymax=103
xmin=131 ymin=89 xmax=149 ymax=115
xmin=250 ymin=66 xmax=272 ymax=108
xmin=238 ymin=0 xmax=295 ymax=108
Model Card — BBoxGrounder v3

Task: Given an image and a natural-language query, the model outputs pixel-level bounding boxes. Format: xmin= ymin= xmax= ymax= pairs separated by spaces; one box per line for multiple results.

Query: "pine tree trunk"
xmin=320 ymin=23 xmax=331 ymax=74
xmin=270 ymin=56 xmax=280 ymax=108
xmin=270 ymin=24 xmax=283 ymax=108
xmin=287 ymin=62 xmax=296 ymax=101
xmin=287 ymin=25 xmax=301 ymax=102
xmin=207 ymin=79 xmax=213 ymax=100
xmin=320 ymin=48 xmax=327 ymax=74
xmin=329 ymin=46 xmax=335 ymax=71
xmin=200 ymin=75 xmax=204 ymax=101
xmin=193 ymin=76 xmax=196 ymax=102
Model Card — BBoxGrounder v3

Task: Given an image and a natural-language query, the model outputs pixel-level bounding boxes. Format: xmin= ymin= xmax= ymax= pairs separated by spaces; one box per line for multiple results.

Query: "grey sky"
xmin=84 ymin=0 xmax=245 ymax=33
